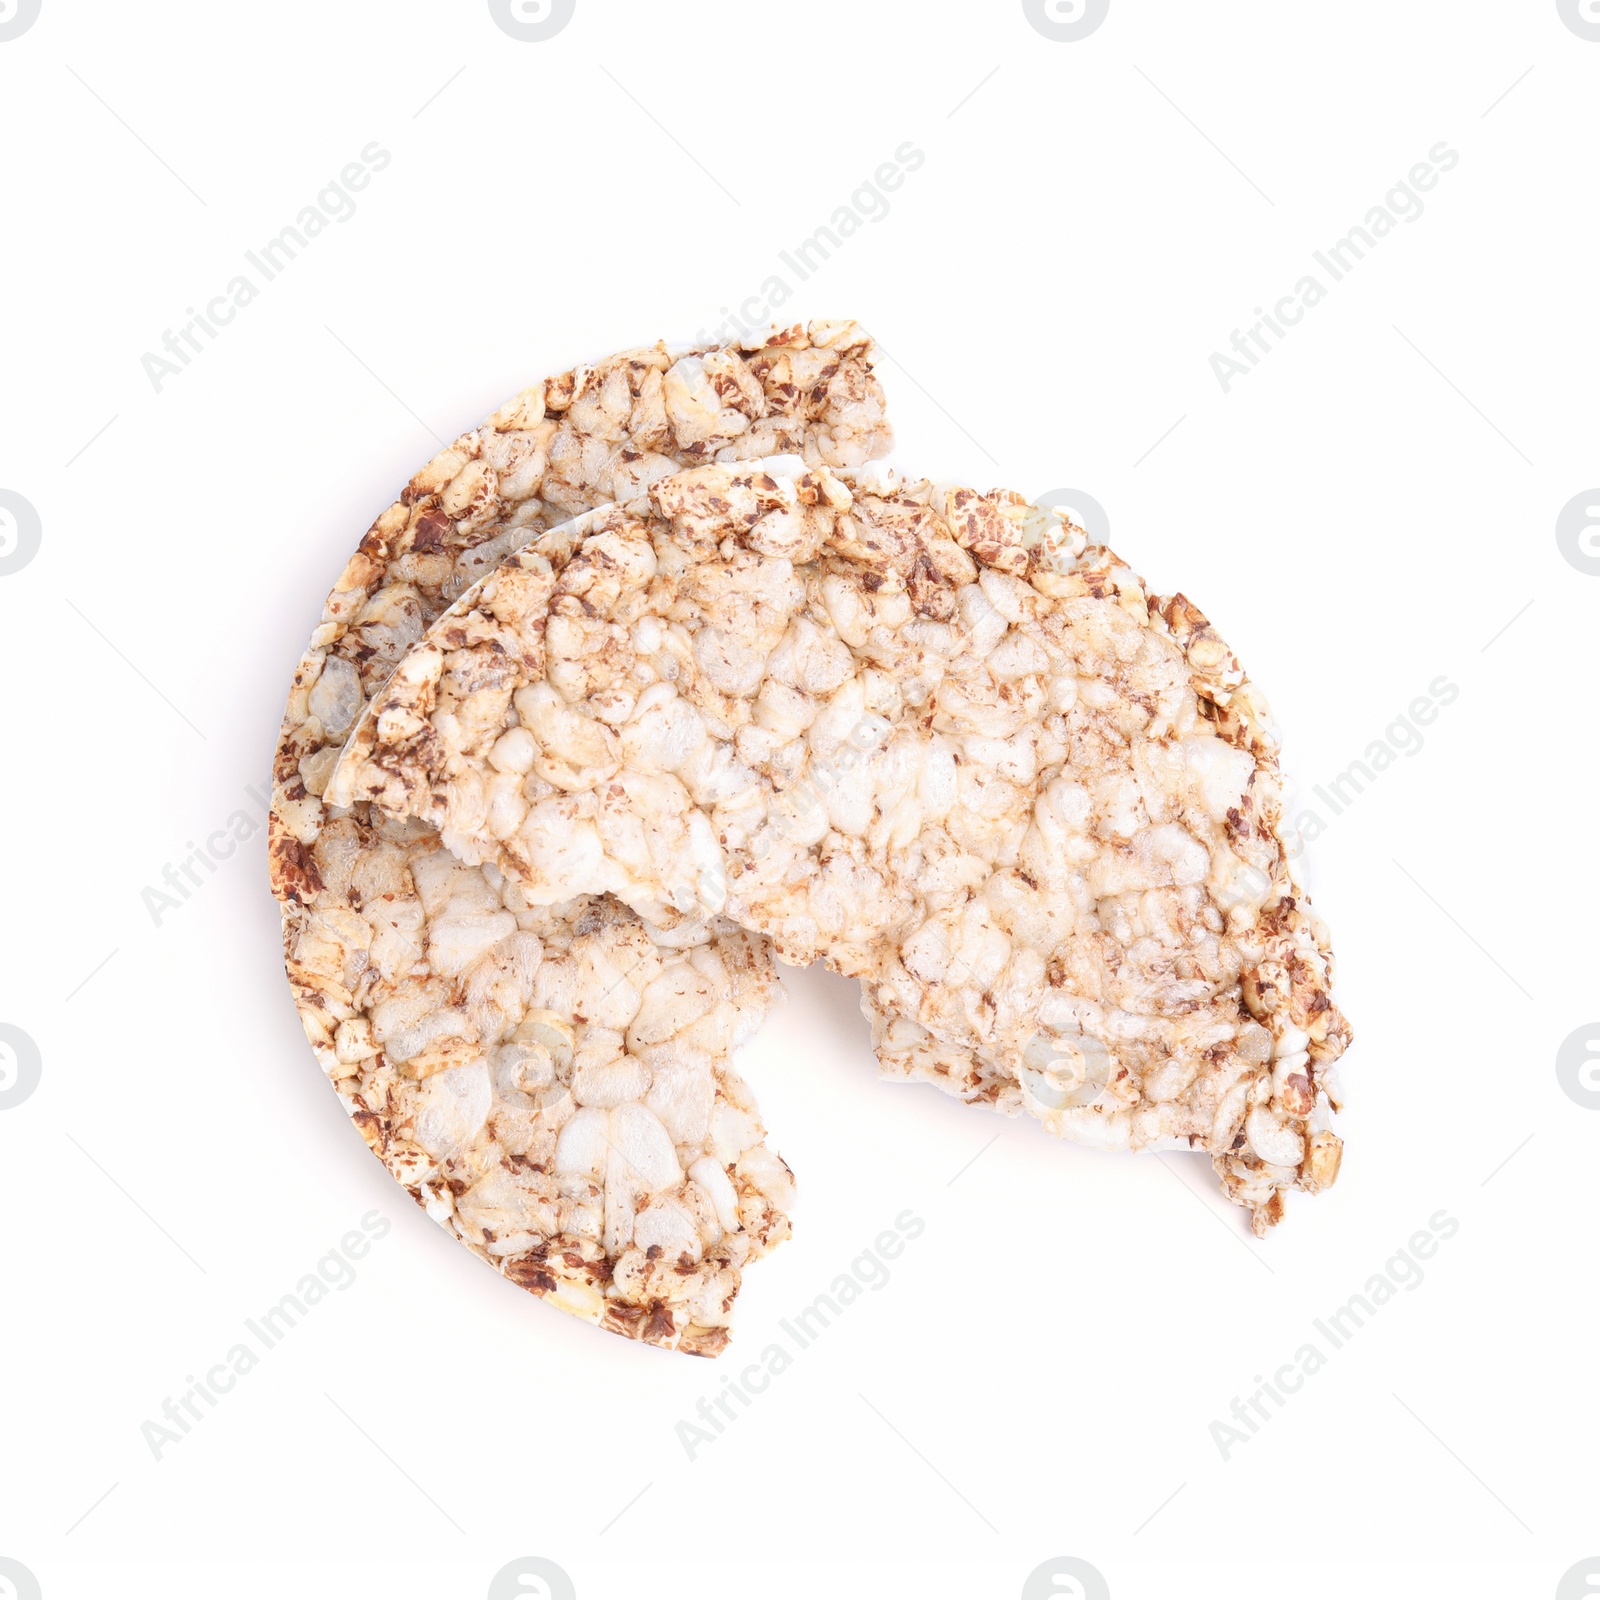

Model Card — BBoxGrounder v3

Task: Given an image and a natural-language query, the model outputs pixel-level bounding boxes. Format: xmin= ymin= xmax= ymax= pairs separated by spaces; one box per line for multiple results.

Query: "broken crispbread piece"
xmin=328 ymin=456 xmax=1351 ymax=1234
xmin=271 ymin=323 xmax=891 ymax=878
xmin=271 ymin=327 xmax=891 ymax=1352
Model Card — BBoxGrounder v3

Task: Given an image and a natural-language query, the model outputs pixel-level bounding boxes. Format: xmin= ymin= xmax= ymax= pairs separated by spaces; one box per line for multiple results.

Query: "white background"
xmin=1 ymin=2 xmax=1597 ymax=1596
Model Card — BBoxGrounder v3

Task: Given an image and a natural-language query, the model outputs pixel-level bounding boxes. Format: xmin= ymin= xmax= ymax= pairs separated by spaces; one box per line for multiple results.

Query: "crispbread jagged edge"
xmin=323 ymin=457 xmax=1352 ymax=1237
xmin=862 ymin=563 xmax=1349 ymax=1235
xmin=271 ymin=327 xmax=895 ymax=1355
xmin=1148 ymin=588 xmax=1348 ymax=1229
xmin=323 ymin=502 xmax=615 ymax=816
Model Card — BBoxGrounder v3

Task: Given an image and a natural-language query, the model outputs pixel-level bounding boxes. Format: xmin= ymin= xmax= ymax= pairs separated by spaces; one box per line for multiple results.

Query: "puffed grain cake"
xmin=329 ymin=457 xmax=1351 ymax=1234
xmin=271 ymin=326 xmax=893 ymax=1352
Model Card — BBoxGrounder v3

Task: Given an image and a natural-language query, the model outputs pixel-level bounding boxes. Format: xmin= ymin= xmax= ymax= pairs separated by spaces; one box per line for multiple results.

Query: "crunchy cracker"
xmin=329 ymin=458 xmax=1351 ymax=1235
xmin=271 ymin=327 xmax=892 ymax=1353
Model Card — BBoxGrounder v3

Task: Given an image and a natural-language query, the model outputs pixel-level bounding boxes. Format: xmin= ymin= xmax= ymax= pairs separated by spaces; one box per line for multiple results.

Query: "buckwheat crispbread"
xmin=329 ymin=457 xmax=1351 ymax=1235
xmin=271 ymin=327 xmax=892 ymax=1353
xmin=272 ymin=323 xmax=891 ymax=871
